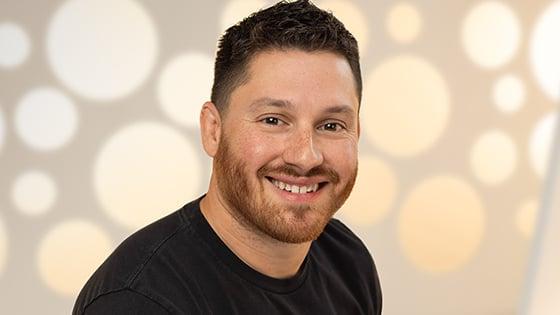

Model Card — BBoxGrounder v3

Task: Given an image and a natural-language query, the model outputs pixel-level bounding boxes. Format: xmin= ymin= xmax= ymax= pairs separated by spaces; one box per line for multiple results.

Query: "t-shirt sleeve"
xmin=82 ymin=289 xmax=170 ymax=315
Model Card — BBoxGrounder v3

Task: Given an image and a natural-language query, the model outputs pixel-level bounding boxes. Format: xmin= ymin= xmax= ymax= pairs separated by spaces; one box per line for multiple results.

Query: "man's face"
xmin=213 ymin=49 xmax=360 ymax=244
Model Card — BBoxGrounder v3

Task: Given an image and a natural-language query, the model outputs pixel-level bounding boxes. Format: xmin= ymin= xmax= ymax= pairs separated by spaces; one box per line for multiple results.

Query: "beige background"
xmin=0 ymin=0 xmax=559 ymax=314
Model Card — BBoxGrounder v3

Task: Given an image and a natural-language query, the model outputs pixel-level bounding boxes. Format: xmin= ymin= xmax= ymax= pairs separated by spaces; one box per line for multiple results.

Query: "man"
xmin=73 ymin=0 xmax=382 ymax=314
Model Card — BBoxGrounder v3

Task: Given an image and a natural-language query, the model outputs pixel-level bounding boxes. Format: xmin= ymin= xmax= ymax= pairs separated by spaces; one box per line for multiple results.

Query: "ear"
xmin=200 ymin=101 xmax=222 ymax=157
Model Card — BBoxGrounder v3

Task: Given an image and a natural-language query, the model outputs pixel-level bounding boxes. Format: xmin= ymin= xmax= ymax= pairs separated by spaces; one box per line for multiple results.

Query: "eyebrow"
xmin=249 ymin=97 xmax=356 ymax=116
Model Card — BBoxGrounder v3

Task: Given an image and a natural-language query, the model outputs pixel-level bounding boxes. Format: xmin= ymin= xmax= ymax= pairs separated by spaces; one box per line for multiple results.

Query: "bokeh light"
xmin=157 ymin=53 xmax=214 ymax=128
xmin=386 ymin=2 xmax=422 ymax=44
xmin=94 ymin=122 xmax=201 ymax=230
xmin=37 ymin=220 xmax=112 ymax=296
xmin=462 ymin=1 xmax=521 ymax=69
xmin=470 ymin=129 xmax=518 ymax=185
xmin=363 ymin=55 xmax=450 ymax=157
xmin=340 ymin=155 xmax=398 ymax=227
xmin=399 ymin=176 xmax=485 ymax=273
xmin=47 ymin=0 xmax=158 ymax=101
xmin=0 ymin=22 xmax=30 ymax=68
xmin=12 ymin=170 xmax=57 ymax=216
xmin=14 ymin=87 xmax=78 ymax=151
xmin=530 ymin=0 xmax=560 ymax=101
xmin=493 ymin=74 xmax=526 ymax=113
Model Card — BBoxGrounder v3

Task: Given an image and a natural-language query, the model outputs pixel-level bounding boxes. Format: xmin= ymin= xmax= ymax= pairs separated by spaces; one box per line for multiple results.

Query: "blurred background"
xmin=0 ymin=0 xmax=559 ymax=314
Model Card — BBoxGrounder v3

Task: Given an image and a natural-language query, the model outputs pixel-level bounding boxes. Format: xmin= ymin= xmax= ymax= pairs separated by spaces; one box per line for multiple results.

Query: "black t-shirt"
xmin=73 ymin=196 xmax=382 ymax=314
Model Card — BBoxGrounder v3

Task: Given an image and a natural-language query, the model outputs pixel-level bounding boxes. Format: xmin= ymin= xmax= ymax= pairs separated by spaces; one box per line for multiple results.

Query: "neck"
xmin=200 ymin=184 xmax=311 ymax=279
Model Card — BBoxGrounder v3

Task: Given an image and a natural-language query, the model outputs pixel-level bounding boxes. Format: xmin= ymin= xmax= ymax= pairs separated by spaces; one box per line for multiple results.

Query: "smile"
xmin=265 ymin=176 xmax=327 ymax=195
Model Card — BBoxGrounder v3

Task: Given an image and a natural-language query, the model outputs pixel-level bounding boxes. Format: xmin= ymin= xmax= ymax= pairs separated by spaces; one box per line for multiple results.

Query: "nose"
xmin=282 ymin=130 xmax=324 ymax=174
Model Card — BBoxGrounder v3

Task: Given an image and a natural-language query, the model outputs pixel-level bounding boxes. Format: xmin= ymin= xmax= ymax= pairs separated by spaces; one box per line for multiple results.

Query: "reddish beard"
xmin=213 ymin=135 xmax=357 ymax=244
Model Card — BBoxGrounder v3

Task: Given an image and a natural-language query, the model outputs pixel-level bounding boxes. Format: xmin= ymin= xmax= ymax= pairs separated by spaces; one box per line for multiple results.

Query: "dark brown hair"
xmin=211 ymin=0 xmax=362 ymax=114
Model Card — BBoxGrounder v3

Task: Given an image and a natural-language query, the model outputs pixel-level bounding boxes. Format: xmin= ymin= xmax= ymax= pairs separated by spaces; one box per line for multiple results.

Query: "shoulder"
xmin=73 ymin=205 xmax=193 ymax=314
xmin=75 ymin=289 xmax=170 ymax=314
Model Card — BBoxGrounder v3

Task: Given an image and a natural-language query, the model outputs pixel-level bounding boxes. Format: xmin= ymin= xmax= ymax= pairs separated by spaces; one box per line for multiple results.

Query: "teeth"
xmin=271 ymin=179 xmax=320 ymax=194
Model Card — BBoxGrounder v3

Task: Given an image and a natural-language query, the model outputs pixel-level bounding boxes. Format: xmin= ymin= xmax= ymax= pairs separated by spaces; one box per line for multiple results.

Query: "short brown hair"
xmin=211 ymin=0 xmax=362 ymax=114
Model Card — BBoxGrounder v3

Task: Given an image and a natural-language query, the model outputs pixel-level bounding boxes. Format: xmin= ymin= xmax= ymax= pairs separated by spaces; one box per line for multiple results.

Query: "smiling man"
xmin=73 ymin=1 xmax=382 ymax=314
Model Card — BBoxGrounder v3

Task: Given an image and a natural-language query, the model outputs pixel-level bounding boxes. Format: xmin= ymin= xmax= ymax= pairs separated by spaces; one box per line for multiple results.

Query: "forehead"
xmin=228 ymin=49 xmax=359 ymax=115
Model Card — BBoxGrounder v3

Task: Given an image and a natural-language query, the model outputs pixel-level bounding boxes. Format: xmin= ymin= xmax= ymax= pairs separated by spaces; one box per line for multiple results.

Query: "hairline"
xmin=217 ymin=46 xmax=362 ymax=118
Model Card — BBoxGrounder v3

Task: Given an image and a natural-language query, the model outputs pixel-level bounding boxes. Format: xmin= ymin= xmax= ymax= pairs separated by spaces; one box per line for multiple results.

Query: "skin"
xmin=199 ymin=49 xmax=360 ymax=279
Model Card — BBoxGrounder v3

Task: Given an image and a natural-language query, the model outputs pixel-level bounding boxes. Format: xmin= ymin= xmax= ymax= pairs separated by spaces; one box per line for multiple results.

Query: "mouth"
xmin=265 ymin=176 xmax=327 ymax=195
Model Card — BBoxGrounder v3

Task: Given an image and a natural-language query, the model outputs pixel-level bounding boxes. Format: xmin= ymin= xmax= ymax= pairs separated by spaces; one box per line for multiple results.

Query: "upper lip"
xmin=265 ymin=174 xmax=328 ymax=186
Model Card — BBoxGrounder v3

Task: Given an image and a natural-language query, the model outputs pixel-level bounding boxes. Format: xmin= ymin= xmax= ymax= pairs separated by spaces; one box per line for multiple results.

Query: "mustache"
xmin=257 ymin=164 xmax=340 ymax=184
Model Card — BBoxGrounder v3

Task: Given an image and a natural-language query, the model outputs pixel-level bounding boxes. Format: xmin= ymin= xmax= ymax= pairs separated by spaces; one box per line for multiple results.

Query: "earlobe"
xmin=200 ymin=101 xmax=221 ymax=157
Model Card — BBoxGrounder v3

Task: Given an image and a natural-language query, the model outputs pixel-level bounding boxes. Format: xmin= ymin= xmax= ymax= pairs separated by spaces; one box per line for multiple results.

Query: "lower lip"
xmin=265 ymin=179 xmax=324 ymax=203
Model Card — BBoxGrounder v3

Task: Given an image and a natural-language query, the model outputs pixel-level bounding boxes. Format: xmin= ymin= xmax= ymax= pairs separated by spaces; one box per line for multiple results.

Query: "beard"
xmin=213 ymin=135 xmax=357 ymax=244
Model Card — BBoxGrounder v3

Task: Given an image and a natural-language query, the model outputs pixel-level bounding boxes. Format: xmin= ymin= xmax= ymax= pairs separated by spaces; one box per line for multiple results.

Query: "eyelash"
xmin=259 ymin=116 xmax=346 ymax=132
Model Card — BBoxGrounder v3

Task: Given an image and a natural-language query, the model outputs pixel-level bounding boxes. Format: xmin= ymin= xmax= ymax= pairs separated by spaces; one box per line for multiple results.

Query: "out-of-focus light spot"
xmin=318 ymin=0 xmax=369 ymax=55
xmin=12 ymin=170 xmax=57 ymax=216
xmin=157 ymin=53 xmax=213 ymax=128
xmin=363 ymin=55 xmax=450 ymax=157
xmin=14 ymin=87 xmax=78 ymax=151
xmin=530 ymin=111 xmax=558 ymax=178
xmin=530 ymin=0 xmax=560 ymax=101
xmin=94 ymin=122 xmax=201 ymax=230
xmin=47 ymin=0 xmax=158 ymax=101
xmin=399 ymin=175 xmax=485 ymax=273
xmin=386 ymin=2 xmax=422 ymax=44
xmin=470 ymin=129 xmax=517 ymax=185
xmin=493 ymin=74 xmax=525 ymax=113
xmin=462 ymin=1 xmax=521 ymax=69
xmin=340 ymin=155 xmax=398 ymax=227
xmin=220 ymin=0 xmax=266 ymax=34
xmin=0 ymin=215 xmax=7 ymax=275
xmin=516 ymin=199 xmax=538 ymax=238
xmin=0 ymin=22 xmax=30 ymax=68
xmin=37 ymin=220 xmax=112 ymax=296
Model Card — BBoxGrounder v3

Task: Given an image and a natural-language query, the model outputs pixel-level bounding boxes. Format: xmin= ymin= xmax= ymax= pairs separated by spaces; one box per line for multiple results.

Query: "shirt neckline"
xmin=181 ymin=196 xmax=311 ymax=294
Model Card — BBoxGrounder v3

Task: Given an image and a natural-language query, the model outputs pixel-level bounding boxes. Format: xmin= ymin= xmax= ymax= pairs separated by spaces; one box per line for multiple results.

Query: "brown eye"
xmin=320 ymin=122 xmax=344 ymax=132
xmin=265 ymin=117 xmax=279 ymax=125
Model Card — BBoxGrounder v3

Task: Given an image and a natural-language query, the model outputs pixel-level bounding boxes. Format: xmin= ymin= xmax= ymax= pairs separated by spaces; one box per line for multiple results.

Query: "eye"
xmin=319 ymin=122 xmax=345 ymax=132
xmin=260 ymin=116 xmax=284 ymax=126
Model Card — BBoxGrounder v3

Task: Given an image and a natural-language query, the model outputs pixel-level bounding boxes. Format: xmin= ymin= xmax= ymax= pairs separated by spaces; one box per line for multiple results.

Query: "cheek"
xmin=323 ymin=141 xmax=358 ymax=176
xmin=234 ymin=131 xmax=283 ymax=165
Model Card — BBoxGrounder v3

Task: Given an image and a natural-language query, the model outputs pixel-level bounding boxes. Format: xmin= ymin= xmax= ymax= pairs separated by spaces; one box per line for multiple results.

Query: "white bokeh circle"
xmin=492 ymin=74 xmax=526 ymax=113
xmin=0 ymin=215 xmax=7 ymax=275
xmin=530 ymin=0 xmax=560 ymax=100
xmin=363 ymin=55 xmax=450 ymax=157
xmin=0 ymin=22 xmax=30 ymax=68
xmin=220 ymin=0 xmax=266 ymax=33
xmin=386 ymin=2 xmax=422 ymax=44
xmin=12 ymin=170 xmax=58 ymax=216
xmin=14 ymin=87 xmax=78 ymax=151
xmin=94 ymin=122 xmax=202 ymax=230
xmin=530 ymin=111 xmax=558 ymax=178
xmin=47 ymin=0 xmax=158 ymax=101
xmin=37 ymin=220 xmax=112 ymax=296
xmin=470 ymin=129 xmax=517 ymax=185
xmin=462 ymin=1 xmax=521 ymax=69
xmin=399 ymin=175 xmax=485 ymax=273
xmin=340 ymin=155 xmax=398 ymax=227
xmin=157 ymin=53 xmax=214 ymax=127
